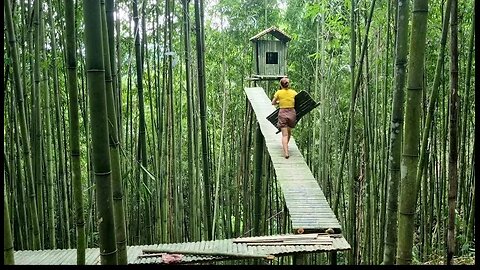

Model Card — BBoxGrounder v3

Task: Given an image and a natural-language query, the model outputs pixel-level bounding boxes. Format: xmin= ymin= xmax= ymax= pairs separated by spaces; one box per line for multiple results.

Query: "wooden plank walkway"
xmin=13 ymin=233 xmax=350 ymax=265
xmin=244 ymin=87 xmax=342 ymax=233
xmin=12 ymin=87 xmax=348 ymax=265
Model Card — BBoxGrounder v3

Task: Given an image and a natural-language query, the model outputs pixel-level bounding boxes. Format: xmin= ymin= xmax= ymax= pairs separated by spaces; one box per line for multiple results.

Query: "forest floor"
xmin=422 ymin=254 xmax=475 ymax=265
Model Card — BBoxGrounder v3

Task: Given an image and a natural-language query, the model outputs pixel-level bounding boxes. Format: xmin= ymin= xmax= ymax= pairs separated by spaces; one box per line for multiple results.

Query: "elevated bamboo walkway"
xmin=244 ymin=87 xmax=342 ymax=233
xmin=12 ymin=87 xmax=349 ymax=265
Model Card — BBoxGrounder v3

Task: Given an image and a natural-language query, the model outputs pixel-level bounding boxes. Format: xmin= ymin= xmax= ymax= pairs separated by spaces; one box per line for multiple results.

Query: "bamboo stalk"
xmin=5 ymin=0 xmax=41 ymax=251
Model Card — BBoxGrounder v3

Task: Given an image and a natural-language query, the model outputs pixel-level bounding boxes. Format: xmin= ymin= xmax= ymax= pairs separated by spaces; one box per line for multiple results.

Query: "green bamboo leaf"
xmin=139 ymin=163 xmax=156 ymax=182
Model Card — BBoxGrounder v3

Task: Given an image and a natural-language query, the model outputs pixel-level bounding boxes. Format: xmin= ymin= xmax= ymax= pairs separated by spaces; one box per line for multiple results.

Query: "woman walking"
xmin=271 ymin=77 xmax=298 ymax=158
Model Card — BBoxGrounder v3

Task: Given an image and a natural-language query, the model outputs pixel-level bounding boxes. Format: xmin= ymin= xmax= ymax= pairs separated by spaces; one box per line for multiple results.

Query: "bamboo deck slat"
xmin=47 ymin=250 xmax=65 ymax=265
xmin=49 ymin=250 xmax=67 ymax=265
xmin=86 ymin=248 xmax=100 ymax=265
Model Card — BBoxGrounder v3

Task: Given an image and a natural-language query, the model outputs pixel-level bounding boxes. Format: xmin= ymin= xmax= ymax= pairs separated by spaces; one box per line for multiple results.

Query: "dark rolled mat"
xmin=266 ymin=90 xmax=320 ymax=133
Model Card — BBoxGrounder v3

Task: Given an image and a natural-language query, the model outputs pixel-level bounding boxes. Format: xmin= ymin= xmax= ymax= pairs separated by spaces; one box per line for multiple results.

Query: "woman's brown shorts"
xmin=277 ymin=108 xmax=297 ymax=128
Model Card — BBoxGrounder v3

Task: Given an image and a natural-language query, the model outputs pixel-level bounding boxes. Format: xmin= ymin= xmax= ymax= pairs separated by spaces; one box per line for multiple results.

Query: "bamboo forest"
xmin=3 ymin=0 xmax=475 ymax=266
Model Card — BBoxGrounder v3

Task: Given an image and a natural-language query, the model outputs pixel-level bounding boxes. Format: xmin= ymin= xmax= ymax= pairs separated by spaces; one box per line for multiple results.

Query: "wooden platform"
xmin=14 ymin=233 xmax=350 ymax=265
xmin=12 ymin=87 xmax=348 ymax=265
xmin=244 ymin=87 xmax=342 ymax=233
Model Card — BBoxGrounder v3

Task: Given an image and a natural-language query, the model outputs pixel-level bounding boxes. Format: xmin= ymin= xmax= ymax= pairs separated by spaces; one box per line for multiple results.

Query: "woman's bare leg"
xmin=281 ymin=127 xmax=289 ymax=158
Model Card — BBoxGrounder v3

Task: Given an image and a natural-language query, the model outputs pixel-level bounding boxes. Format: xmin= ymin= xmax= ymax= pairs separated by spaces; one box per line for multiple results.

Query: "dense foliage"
xmin=3 ymin=0 xmax=475 ymax=265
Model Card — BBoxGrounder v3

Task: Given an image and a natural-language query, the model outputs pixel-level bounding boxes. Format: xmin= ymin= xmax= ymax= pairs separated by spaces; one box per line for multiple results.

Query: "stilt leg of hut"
xmin=293 ymin=253 xmax=305 ymax=265
xmin=330 ymin=251 xmax=337 ymax=265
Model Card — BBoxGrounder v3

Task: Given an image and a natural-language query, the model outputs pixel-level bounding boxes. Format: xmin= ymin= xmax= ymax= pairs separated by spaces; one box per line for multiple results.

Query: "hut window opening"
xmin=266 ymin=52 xmax=278 ymax=64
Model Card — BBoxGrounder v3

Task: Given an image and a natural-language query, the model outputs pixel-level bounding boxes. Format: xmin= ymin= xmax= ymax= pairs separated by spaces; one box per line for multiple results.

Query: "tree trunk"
xmin=182 ymin=0 xmax=198 ymax=242
xmin=101 ymin=0 xmax=128 ymax=264
xmin=64 ymin=0 xmax=86 ymax=263
xmin=5 ymin=0 xmax=41 ymax=250
xmin=382 ymin=0 xmax=409 ymax=264
xmin=253 ymin=124 xmax=264 ymax=237
xmin=4 ymin=186 xmax=15 ymax=265
xmin=415 ymin=0 xmax=452 ymax=204
xmin=33 ymin=0 xmax=45 ymax=249
xmin=396 ymin=0 xmax=429 ymax=264
xmin=446 ymin=0 xmax=458 ymax=264
xmin=347 ymin=0 xmax=356 ymax=263
xmin=82 ymin=0 xmax=118 ymax=264
xmin=194 ymin=0 xmax=213 ymax=240
xmin=132 ymin=0 xmax=148 ymax=245
xmin=45 ymin=0 xmax=58 ymax=250
xmin=346 ymin=0 xmax=376 ymax=263
xmin=459 ymin=10 xmax=475 ymax=245
xmin=377 ymin=0 xmax=393 ymax=262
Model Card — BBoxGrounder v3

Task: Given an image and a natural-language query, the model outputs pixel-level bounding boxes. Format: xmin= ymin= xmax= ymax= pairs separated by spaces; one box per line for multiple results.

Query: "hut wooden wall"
xmin=252 ymin=40 xmax=286 ymax=76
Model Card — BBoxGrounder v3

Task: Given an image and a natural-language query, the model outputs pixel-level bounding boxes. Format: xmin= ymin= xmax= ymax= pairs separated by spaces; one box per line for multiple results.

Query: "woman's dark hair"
xmin=280 ymin=77 xmax=289 ymax=88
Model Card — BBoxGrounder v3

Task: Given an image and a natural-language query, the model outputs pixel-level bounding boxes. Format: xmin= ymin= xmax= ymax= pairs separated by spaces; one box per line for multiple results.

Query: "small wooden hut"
xmin=249 ymin=26 xmax=291 ymax=80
